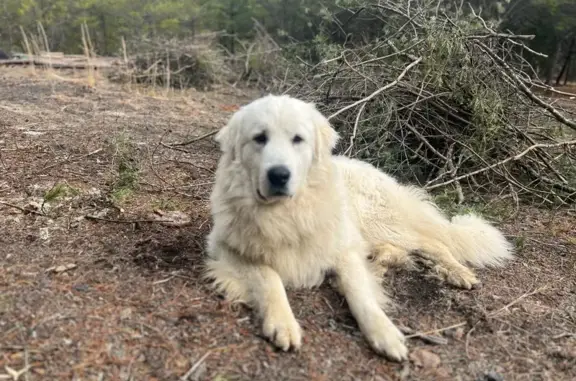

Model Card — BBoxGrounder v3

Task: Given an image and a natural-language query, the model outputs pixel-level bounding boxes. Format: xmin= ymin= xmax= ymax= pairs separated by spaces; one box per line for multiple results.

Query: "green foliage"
xmin=1 ymin=0 xmax=201 ymax=55
xmin=110 ymin=133 xmax=140 ymax=203
xmin=0 ymin=0 xmax=336 ymax=57
xmin=43 ymin=182 xmax=80 ymax=203
xmin=1 ymin=0 xmax=574 ymax=63
xmin=498 ymin=0 xmax=576 ymax=81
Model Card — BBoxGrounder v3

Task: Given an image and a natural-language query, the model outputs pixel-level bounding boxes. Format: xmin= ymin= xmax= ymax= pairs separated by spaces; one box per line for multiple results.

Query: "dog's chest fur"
xmin=212 ymin=163 xmax=346 ymax=287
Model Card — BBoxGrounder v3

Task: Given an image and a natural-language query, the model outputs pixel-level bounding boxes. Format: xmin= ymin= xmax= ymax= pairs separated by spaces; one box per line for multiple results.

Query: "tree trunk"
xmin=556 ymin=38 xmax=575 ymax=86
xmin=564 ymin=58 xmax=572 ymax=86
xmin=545 ymin=42 xmax=560 ymax=85
xmin=227 ymin=0 xmax=236 ymax=54
xmin=99 ymin=12 xmax=108 ymax=56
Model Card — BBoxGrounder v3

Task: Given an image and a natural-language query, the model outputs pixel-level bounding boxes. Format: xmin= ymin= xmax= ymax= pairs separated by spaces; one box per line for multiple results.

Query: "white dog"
xmin=203 ymin=94 xmax=514 ymax=361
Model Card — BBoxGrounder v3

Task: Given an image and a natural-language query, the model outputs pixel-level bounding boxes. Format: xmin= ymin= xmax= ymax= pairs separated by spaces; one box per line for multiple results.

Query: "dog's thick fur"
xmin=204 ymin=94 xmax=514 ymax=361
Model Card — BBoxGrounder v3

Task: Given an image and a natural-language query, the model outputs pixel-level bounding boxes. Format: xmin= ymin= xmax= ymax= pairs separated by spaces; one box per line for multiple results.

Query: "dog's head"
xmin=215 ymin=94 xmax=339 ymax=204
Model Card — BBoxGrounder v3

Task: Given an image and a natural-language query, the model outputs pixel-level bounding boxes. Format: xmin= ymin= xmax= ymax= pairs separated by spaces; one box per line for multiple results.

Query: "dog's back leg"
xmin=368 ymin=243 xmax=412 ymax=279
xmin=415 ymin=239 xmax=479 ymax=289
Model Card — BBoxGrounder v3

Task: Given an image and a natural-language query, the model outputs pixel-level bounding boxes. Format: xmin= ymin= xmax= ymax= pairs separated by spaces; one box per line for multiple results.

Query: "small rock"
xmin=73 ymin=284 xmax=90 ymax=292
xmin=120 ymin=308 xmax=132 ymax=320
xmin=409 ymin=348 xmax=441 ymax=369
xmin=32 ymin=368 xmax=46 ymax=375
xmin=88 ymin=188 xmax=101 ymax=196
xmin=477 ymin=371 xmax=504 ymax=381
xmin=453 ymin=327 xmax=465 ymax=340
xmin=23 ymin=131 xmax=45 ymax=136
xmin=39 ymin=227 xmax=50 ymax=241
xmin=444 ymin=327 xmax=465 ymax=340
xmin=70 ymin=216 xmax=84 ymax=228
xmin=91 ymin=208 xmax=111 ymax=218
xmin=46 ymin=263 xmax=77 ymax=273
xmin=26 ymin=200 xmax=42 ymax=211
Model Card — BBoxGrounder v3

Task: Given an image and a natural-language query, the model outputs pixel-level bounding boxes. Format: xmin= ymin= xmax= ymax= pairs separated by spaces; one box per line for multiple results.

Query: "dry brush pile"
xmin=273 ymin=1 xmax=576 ymax=206
xmin=118 ymin=32 xmax=235 ymax=90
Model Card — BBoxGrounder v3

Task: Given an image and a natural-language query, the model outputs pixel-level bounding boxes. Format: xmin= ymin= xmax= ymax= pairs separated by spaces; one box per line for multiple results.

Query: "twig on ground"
xmin=465 ymin=285 xmax=548 ymax=358
xmin=180 ymin=351 xmax=211 ymax=381
xmin=168 ymin=159 xmax=215 ymax=174
xmin=488 ymin=285 xmax=548 ymax=317
xmin=0 ymin=201 xmax=46 ymax=216
xmin=408 ymin=285 xmax=548 ymax=350
xmin=399 ymin=325 xmax=449 ymax=345
xmin=84 ymin=215 xmax=175 ymax=224
xmin=3 ymin=365 xmax=32 ymax=381
xmin=404 ymin=321 xmax=467 ymax=340
xmin=170 ymin=130 xmax=219 ymax=146
xmin=35 ymin=148 xmax=102 ymax=174
xmin=160 ymin=142 xmax=191 ymax=154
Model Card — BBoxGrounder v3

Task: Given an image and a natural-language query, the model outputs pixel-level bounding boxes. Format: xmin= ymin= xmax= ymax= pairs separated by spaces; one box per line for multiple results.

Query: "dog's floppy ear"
xmin=307 ymin=102 xmax=339 ymax=159
xmin=214 ymin=109 xmax=242 ymax=160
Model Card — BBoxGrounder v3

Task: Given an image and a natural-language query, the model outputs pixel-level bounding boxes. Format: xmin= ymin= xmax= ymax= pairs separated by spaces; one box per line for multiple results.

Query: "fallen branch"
xmin=0 ymin=59 xmax=116 ymax=69
xmin=466 ymin=33 xmax=535 ymax=40
xmin=527 ymin=81 xmax=576 ymax=98
xmin=0 ymin=201 xmax=46 ymax=216
xmin=84 ymin=215 xmax=174 ymax=224
xmin=344 ymin=102 xmax=366 ymax=156
xmin=426 ymin=140 xmax=576 ymax=191
xmin=404 ymin=321 xmax=467 ymax=340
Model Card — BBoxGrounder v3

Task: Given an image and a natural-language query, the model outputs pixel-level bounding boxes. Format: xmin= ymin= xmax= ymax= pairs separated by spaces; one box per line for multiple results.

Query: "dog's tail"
xmin=445 ymin=213 xmax=514 ymax=268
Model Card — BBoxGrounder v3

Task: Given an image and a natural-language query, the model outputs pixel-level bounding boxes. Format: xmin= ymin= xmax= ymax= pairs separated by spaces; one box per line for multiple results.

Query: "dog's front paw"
xmin=262 ymin=313 xmax=302 ymax=352
xmin=365 ymin=318 xmax=408 ymax=362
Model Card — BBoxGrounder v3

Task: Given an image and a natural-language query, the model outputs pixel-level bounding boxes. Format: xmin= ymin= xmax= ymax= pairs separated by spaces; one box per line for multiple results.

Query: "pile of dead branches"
xmin=122 ymin=33 xmax=234 ymax=90
xmin=278 ymin=0 xmax=576 ymax=205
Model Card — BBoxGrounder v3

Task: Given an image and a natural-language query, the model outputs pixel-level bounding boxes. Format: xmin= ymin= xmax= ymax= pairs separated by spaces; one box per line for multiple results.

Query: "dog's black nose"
xmin=267 ymin=165 xmax=291 ymax=187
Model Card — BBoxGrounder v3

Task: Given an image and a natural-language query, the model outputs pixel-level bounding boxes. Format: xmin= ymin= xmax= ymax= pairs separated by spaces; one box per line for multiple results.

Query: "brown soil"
xmin=1 ymin=68 xmax=575 ymax=381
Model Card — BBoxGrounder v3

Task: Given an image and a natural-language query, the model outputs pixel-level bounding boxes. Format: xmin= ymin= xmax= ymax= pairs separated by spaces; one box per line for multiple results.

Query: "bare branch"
xmin=328 ymin=57 xmax=422 ymax=120
xmin=426 ymin=140 xmax=576 ymax=191
xmin=476 ymin=40 xmax=576 ymax=132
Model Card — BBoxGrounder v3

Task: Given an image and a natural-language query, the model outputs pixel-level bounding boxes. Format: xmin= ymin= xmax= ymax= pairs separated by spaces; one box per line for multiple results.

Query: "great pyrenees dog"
xmin=204 ymin=94 xmax=514 ymax=361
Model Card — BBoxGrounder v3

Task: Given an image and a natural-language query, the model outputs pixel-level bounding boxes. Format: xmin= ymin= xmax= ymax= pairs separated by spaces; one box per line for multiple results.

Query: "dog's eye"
xmin=292 ymin=135 xmax=304 ymax=144
xmin=253 ymin=132 xmax=268 ymax=145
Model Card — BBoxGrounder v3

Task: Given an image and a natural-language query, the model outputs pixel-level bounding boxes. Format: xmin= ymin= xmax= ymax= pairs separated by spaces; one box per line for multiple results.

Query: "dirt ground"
xmin=1 ymin=68 xmax=575 ymax=381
